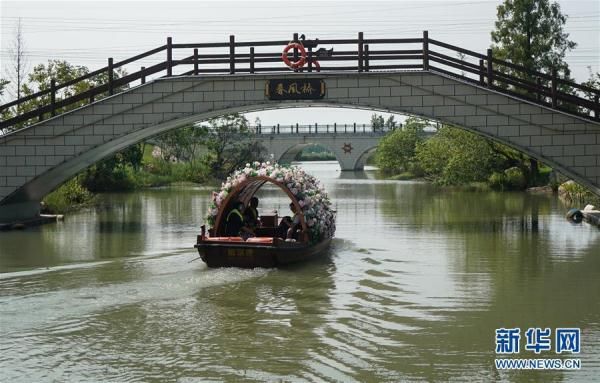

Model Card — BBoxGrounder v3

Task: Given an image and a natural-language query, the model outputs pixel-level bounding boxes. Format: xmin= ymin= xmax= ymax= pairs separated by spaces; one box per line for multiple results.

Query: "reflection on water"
xmin=1 ymin=161 xmax=599 ymax=382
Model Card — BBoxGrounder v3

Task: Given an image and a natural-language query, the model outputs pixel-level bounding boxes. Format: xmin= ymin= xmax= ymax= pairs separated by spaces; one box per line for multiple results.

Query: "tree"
xmin=376 ymin=117 xmax=426 ymax=175
xmin=415 ymin=126 xmax=504 ymax=186
xmin=490 ymin=0 xmax=575 ymax=181
xmin=0 ymin=79 xmax=11 ymax=132
xmin=581 ymin=66 xmax=600 ymax=101
xmin=5 ymin=18 xmax=29 ymax=101
xmin=384 ymin=115 xmax=397 ymax=129
xmin=11 ymin=60 xmax=127 ymax=130
xmin=370 ymin=113 xmax=385 ymax=131
xmin=153 ymin=124 xmax=206 ymax=163
xmin=198 ymin=113 xmax=265 ymax=179
xmin=491 ymin=0 xmax=576 ymax=81
xmin=81 ymin=144 xmax=143 ymax=192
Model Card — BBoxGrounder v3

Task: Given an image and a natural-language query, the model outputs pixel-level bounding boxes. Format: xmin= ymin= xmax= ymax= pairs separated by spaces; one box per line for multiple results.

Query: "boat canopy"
xmin=213 ymin=176 xmax=307 ymax=236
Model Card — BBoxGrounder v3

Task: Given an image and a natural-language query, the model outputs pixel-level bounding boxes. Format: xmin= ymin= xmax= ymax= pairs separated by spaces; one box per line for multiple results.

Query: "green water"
xmin=1 ymin=162 xmax=599 ymax=382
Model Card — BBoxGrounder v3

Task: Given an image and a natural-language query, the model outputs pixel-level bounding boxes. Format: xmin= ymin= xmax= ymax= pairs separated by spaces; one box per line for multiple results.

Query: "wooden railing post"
xmin=315 ymin=123 xmax=318 ymax=134
xmin=486 ymin=49 xmax=493 ymax=88
xmin=334 ymin=122 xmax=337 ymax=134
xmin=551 ymin=68 xmax=557 ymax=108
xmin=308 ymin=47 xmax=313 ymax=72
xmin=166 ymin=37 xmax=173 ymax=77
xmin=249 ymin=47 xmax=255 ymax=74
xmin=108 ymin=57 xmax=114 ymax=95
xmin=89 ymin=86 xmax=95 ymax=103
xmin=358 ymin=32 xmax=364 ymax=72
xmin=422 ymin=30 xmax=429 ymax=71
xmin=50 ymin=79 xmax=56 ymax=116
xmin=141 ymin=67 xmax=146 ymax=84
xmin=229 ymin=35 xmax=235 ymax=74
xmin=353 ymin=122 xmax=356 ymax=133
xmin=365 ymin=44 xmax=370 ymax=72
xmin=193 ymin=49 xmax=199 ymax=75
xmin=595 ymin=95 xmax=599 ymax=120
xmin=536 ymin=78 xmax=542 ymax=102
xmin=277 ymin=123 xmax=280 ymax=134
xmin=293 ymin=33 xmax=299 ymax=73
xmin=479 ymin=59 xmax=485 ymax=85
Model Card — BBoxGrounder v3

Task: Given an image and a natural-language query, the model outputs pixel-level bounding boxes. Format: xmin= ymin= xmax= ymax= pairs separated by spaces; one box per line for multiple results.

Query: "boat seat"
xmin=246 ymin=237 xmax=274 ymax=244
xmin=205 ymin=236 xmax=244 ymax=242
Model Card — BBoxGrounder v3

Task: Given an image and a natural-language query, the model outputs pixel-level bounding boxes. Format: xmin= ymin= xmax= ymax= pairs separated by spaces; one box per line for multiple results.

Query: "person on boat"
xmin=243 ymin=197 xmax=261 ymax=230
xmin=279 ymin=202 xmax=300 ymax=240
xmin=225 ymin=200 xmax=254 ymax=238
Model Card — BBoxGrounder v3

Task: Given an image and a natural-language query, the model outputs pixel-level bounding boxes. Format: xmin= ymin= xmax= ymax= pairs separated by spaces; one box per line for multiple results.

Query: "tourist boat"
xmin=194 ymin=162 xmax=336 ymax=268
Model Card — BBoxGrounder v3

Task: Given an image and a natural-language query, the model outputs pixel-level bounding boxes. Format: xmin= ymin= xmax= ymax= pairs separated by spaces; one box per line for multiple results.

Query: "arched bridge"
xmin=248 ymin=123 xmax=434 ymax=171
xmin=1 ymin=32 xmax=599 ymax=222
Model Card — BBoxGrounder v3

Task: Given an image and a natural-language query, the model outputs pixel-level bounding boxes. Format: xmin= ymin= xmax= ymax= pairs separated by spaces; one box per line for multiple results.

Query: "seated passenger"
xmin=286 ymin=202 xmax=302 ymax=240
xmin=243 ymin=197 xmax=261 ymax=230
xmin=225 ymin=201 xmax=255 ymax=239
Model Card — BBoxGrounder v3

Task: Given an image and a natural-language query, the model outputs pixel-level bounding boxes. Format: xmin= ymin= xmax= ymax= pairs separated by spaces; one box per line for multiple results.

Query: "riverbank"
xmin=0 ymin=214 xmax=64 ymax=231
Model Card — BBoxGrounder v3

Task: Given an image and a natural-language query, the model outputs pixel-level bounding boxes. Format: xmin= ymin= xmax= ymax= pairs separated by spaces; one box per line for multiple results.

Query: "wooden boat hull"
xmin=194 ymin=238 xmax=331 ymax=268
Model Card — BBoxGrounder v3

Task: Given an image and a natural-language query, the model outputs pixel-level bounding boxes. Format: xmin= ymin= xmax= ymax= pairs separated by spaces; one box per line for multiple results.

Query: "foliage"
xmin=415 ymin=126 xmax=504 ymax=186
xmin=81 ymin=145 xmax=143 ymax=192
xmin=152 ymin=124 xmax=206 ymax=163
xmin=206 ymin=162 xmax=336 ymax=243
xmin=42 ymin=176 xmax=94 ymax=213
xmin=197 ymin=113 xmax=265 ymax=179
xmin=141 ymin=157 xmax=210 ymax=185
xmin=580 ymin=67 xmax=600 ymax=115
xmin=385 ymin=115 xmax=397 ymax=129
xmin=491 ymin=0 xmax=576 ymax=83
xmin=488 ymin=167 xmax=527 ymax=191
xmin=558 ymin=180 xmax=600 ymax=206
xmin=0 ymin=79 xmax=11 ymax=131
xmin=297 ymin=144 xmax=336 ymax=161
xmin=375 ymin=117 xmax=427 ymax=175
xmin=0 ymin=78 xmax=10 ymax=97
xmin=370 ymin=113 xmax=385 ymax=130
xmin=8 ymin=60 xmax=127 ymax=131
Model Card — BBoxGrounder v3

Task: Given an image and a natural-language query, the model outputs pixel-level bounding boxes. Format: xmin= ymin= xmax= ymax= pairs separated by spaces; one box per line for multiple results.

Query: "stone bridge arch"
xmin=266 ymin=136 xmax=381 ymax=171
xmin=1 ymin=71 xmax=599 ymax=221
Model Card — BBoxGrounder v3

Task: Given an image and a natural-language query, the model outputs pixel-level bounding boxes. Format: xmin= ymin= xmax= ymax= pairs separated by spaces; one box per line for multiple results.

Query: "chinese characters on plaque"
xmin=266 ymin=79 xmax=326 ymax=100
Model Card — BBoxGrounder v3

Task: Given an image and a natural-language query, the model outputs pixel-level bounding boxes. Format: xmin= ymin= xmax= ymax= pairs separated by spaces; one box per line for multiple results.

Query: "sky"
xmin=1 ymin=0 xmax=598 ymax=125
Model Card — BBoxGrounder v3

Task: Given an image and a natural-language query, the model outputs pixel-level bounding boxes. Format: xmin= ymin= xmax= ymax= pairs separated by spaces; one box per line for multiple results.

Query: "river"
xmin=1 ymin=161 xmax=599 ymax=382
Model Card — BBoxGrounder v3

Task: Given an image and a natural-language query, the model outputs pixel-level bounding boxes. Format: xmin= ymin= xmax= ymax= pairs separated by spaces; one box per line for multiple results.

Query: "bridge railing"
xmin=248 ymin=123 xmax=394 ymax=135
xmin=1 ymin=32 xmax=599 ymax=132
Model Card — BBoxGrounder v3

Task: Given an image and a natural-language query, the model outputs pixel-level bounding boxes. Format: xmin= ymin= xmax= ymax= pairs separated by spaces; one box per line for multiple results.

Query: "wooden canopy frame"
xmin=213 ymin=175 xmax=308 ymax=239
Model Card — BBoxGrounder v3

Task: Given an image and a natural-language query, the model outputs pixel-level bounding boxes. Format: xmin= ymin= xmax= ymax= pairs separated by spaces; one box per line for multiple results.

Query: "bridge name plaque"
xmin=265 ymin=79 xmax=325 ymax=100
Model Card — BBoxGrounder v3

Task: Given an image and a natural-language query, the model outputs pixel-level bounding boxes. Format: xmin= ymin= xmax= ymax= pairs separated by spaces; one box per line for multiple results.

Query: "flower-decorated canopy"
xmin=206 ymin=162 xmax=336 ymax=243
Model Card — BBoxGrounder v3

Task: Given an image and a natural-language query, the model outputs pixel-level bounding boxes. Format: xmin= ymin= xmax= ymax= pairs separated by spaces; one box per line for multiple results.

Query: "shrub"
xmin=43 ymin=176 xmax=93 ymax=213
xmin=504 ymin=167 xmax=527 ymax=190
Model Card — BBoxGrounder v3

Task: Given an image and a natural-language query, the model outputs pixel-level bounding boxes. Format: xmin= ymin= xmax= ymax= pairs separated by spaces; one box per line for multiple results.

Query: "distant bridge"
xmin=244 ymin=123 xmax=435 ymax=169
xmin=0 ymin=31 xmax=599 ymax=221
